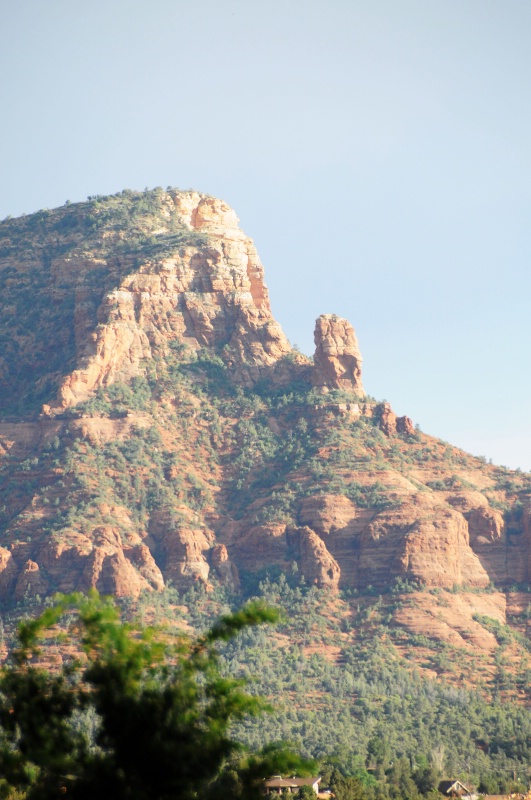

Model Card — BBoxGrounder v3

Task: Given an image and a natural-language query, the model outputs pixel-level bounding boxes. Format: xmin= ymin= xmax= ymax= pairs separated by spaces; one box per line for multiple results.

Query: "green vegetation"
xmin=0 ymin=592 xmax=311 ymax=800
xmin=3 ymin=557 xmax=528 ymax=798
xmin=2 ymin=189 xmax=531 ymax=800
xmin=5 ymin=582 xmax=531 ymax=800
xmin=139 ymin=578 xmax=531 ymax=796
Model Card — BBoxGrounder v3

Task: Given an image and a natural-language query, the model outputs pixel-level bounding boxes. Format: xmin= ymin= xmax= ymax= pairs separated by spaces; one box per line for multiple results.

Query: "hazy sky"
xmin=1 ymin=1 xmax=530 ymax=470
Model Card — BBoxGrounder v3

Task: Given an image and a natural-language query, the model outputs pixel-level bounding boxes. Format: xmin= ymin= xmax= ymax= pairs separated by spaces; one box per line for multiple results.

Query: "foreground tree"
xmin=0 ymin=592 xmax=312 ymax=800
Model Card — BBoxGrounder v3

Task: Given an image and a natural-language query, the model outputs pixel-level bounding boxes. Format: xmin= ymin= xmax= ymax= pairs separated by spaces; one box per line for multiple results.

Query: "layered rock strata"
xmin=37 ymin=191 xmax=296 ymax=411
xmin=0 ymin=188 xmax=527 ymax=633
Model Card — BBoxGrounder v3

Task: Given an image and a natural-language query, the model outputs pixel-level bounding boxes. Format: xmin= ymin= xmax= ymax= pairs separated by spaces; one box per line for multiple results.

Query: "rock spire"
xmin=312 ymin=314 xmax=364 ymax=394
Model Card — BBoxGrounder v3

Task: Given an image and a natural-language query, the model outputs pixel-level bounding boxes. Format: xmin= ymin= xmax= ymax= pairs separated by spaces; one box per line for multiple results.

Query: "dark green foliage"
xmin=0 ymin=593 xmax=312 ymax=800
xmin=329 ymin=771 xmax=369 ymax=800
xmin=160 ymin=578 xmax=531 ymax=793
xmin=72 ymin=377 xmax=152 ymax=417
xmin=297 ymin=786 xmax=316 ymax=800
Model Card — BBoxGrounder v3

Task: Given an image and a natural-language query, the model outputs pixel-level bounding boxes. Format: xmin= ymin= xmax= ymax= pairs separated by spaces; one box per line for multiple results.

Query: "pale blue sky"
xmin=1 ymin=1 xmax=530 ymax=470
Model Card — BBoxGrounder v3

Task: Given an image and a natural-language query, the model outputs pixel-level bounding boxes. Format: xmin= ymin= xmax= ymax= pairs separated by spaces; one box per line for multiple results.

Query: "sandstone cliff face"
xmin=40 ymin=191 xmax=295 ymax=410
xmin=378 ymin=404 xmax=415 ymax=437
xmin=0 ymin=188 xmax=529 ymax=655
xmin=0 ymin=533 xmax=156 ymax=603
xmin=393 ymin=590 xmax=506 ymax=653
xmin=211 ymin=543 xmax=240 ymax=589
xmin=296 ymin=492 xmax=490 ymax=592
xmin=292 ymin=526 xmax=341 ymax=590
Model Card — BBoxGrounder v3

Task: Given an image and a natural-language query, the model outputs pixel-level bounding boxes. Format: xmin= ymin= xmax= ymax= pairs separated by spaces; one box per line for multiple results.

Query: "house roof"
xmin=264 ymin=777 xmax=321 ymax=789
xmin=438 ymin=781 xmax=472 ymax=796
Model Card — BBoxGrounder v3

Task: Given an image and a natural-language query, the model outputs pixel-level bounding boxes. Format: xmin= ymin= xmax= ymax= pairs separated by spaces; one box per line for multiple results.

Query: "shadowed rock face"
xmin=312 ymin=315 xmax=364 ymax=394
xmin=0 ymin=188 xmax=528 ymax=647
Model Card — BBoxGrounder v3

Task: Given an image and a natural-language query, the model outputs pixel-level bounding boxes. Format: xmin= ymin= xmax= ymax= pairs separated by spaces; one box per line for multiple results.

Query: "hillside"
xmin=0 ymin=187 xmax=531 ymax=696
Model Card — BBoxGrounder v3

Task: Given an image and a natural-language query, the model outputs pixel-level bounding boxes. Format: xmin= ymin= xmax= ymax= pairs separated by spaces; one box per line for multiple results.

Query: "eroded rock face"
xmin=396 ymin=415 xmax=415 ymax=435
xmin=388 ymin=498 xmax=490 ymax=590
xmin=288 ymin=526 xmax=341 ymax=590
xmin=378 ymin=405 xmax=415 ymax=437
xmin=0 ymin=548 xmax=19 ymax=598
xmin=299 ymin=494 xmax=358 ymax=537
xmin=229 ymin=524 xmax=290 ymax=573
xmin=312 ymin=315 xmax=364 ymax=394
xmin=446 ymin=491 xmax=508 ymax=584
xmin=159 ymin=528 xmax=211 ymax=587
xmin=295 ymin=492 xmax=490 ymax=592
xmin=46 ymin=191 xmax=295 ymax=410
xmin=393 ymin=591 xmax=506 ymax=653
xmin=125 ymin=544 xmax=165 ymax=592
xmin=0 ymin=511 xmax=165 ymax=602
xmin=379 ymin=404 xmax=397 ymax=436
xmin=211 ymin=543 xmax=240 ymax=589
xmin=14 ymin=560 xmax=48 ymax=602
xmin=0 ymin=188 xmax=526 ymax=623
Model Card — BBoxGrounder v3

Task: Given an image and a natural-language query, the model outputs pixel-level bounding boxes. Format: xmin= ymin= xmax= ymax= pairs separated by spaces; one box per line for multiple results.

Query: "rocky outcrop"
xmin=0 ymin=522 xmax=164 ymax=602
xmin=378 ymin=404 xmax=415 ymax=437
xmin=158 ymin=528 xmax=211 ymax=587
xmin=43 ymin=191 xmax=294 ymax=411
xmin=296 ymin=492 xmax=490 ymax=591
xmin=288 ymin=526 xmax=341 ymax=589
xmin=0 ymin=187 xmax=528 ymax=652
xmin=388 ymin=497 xmax=490 ymax=590
xmin=445 ymin=491 xmax=508 ymax=584
xmin=228 ymin=524 xmax=291 ymax=573
xmin=211 ymin=544 xmax=240 ymax=589
xmin=125 ymin=544 xmax=165 ymax=592
xmin=299 ymin=494 xmax=358 ymax=537
xmin=393 ymin=591 xmax=506 ymax=653
xmin=55 ymin=290 xmax=152 ymax=408
xmin=0 ymin=549 xmax=18 ymax=598
xmin=379 ymin=404 xmax=398 ymax=436
xmin=312 ymin=315 xmax=364 ymax=394
xmin=396 ymin=415 xmax=415 ymax=435
xmin=14 ymin=560 xmax=49 ymax=602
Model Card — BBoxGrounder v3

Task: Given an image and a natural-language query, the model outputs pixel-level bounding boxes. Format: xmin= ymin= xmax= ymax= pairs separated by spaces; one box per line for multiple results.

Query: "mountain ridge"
xmin=0 ymin=187 xmax=530 ymax=672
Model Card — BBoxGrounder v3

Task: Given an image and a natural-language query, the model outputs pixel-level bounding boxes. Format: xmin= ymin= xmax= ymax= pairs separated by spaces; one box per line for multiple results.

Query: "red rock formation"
xmin=0 ymin=548 xmax=19 ymax=600
xmin=299 ymin=494 xmax=358 ymax=538
xmin=47 ymin=191 xmax=295 ymax=410
xmin=393 ymin=591 xmax=506 ymax=653
xmin=95 ymin=550 xmax=150 ymax=598
xmin=297 ymin=492 xmax=490 ymax=592
xmin=230 ymin=524 xmax=290 ymax=573
xmin=396 ymin=415 xmax=415 ymax=435
xmin=446 ymin=492 xmax=507 ymax=584
xmin=0 ymin=521 xmax=165 ymax=601
xmin=159 ymin=528 xmax=211 ymax=587
xmin=379 ymin=404 xmax=397 ymax=436
xmin=14 ymin=560 xmax=49 ymax=602
xmin=378 ymin=405 xmax=415 ymax=437
xmin=125 ymin=544 xmax=165 ymax=591
xmin=0 ymin=188 xmax=527 ymax=642
xmin=312 ymin=315 xmax=364 ymax=394
xmin=395 ymin=509 xmax=489 ymax=589
xmin=291 ymin=526 xmax=341 ymax=590
xmin=211 ymin=543 xmax=240 ymax=589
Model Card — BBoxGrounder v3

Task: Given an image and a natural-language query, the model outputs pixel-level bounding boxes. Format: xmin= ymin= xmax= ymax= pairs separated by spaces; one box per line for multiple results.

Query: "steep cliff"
xmin=0 ymin=188 xmax=530 ymax=657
